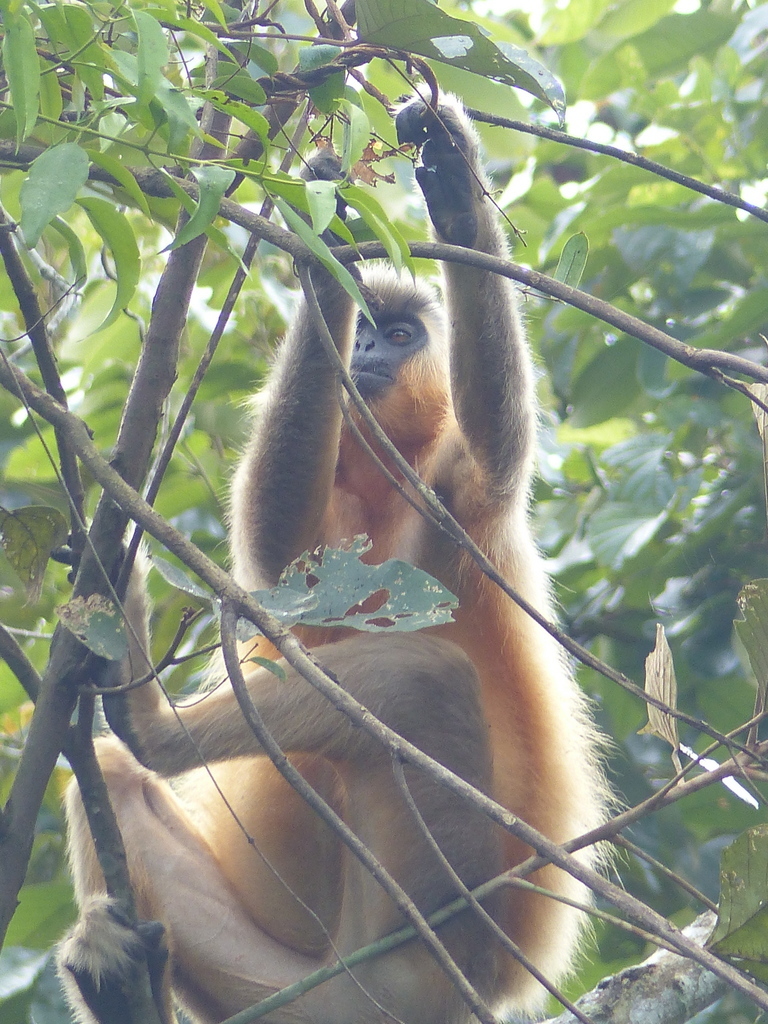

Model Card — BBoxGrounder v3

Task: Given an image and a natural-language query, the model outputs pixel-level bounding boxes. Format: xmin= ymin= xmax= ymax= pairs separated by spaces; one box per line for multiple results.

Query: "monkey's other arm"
xmin=396 ymin=100 xmax=536 ymax=495
xmin=231 ymin=153 xmax=358 ymax=590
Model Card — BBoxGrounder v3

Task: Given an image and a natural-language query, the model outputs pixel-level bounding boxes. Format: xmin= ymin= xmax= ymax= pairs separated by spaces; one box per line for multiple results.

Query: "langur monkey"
xmin=58 ymin=98 xmax=607 ymax=1024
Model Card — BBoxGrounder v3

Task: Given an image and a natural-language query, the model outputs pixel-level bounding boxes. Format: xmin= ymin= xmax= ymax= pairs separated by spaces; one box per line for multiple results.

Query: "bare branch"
xmin=543 ymin=912 xmax=726 ymax=1024
xmin=467 ymin=108 xmax=768 ymax=226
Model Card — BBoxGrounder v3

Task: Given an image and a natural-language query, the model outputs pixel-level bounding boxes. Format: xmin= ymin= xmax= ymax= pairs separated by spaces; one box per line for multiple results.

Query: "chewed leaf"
xmin=0 ymin=505 xmax=68 ymax=603
xmin=712 ymin=825 xmax=768 ymax=980
xmin=356 ymin=0 xmax=565 ymax=123
xmin=58 ymin=595 xmax=128 ymax=661
xmin=252 ymin=537 xmax=458 ymax=632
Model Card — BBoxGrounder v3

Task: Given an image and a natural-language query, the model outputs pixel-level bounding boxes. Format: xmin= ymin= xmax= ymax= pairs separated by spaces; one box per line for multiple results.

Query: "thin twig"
xmin=466 ymin=108 xmax=768 ymax=226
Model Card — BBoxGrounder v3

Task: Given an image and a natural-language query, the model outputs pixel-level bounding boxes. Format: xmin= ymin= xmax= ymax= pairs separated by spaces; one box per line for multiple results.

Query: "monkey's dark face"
xmin=351 ymin=315 xmax=428 ymax=400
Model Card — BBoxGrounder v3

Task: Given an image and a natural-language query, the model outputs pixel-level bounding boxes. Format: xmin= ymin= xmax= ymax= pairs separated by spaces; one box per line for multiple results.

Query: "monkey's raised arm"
xmin=396 ymin=101 xmax=536 ymax=495
xmin=231 ymin=270 xmax=357 ymax=588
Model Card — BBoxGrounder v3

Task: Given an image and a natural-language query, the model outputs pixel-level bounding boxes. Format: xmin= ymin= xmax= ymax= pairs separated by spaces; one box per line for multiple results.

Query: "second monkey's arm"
xmin=231 ymin=266 xmax=356 ymax=589
xmin=396 ymin=100 xmax=537 ymax=497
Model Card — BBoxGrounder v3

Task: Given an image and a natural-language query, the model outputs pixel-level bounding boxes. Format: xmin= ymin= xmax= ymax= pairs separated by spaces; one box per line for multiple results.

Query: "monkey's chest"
xmin=325 ymin=483 xmax=426 ymax=567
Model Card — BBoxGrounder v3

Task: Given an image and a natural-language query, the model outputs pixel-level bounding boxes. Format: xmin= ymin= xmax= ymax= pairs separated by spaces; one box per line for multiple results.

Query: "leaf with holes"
xmin=356 ymin=0 xmax=565 ymax=123
xmin=252 ymin=537 xmax=458 ymax=632
xmin=712 ymin=825 xmax=768 ymax=982
xmin=0 ymin=506 xmax=68 ymax=603
xmin=57 ymin=595 xmax=128 ymax=661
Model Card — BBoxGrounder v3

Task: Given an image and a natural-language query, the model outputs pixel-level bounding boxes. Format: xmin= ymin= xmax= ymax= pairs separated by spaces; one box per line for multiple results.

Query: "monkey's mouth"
xmin=352 ymin=366 xmax=393 ymax=400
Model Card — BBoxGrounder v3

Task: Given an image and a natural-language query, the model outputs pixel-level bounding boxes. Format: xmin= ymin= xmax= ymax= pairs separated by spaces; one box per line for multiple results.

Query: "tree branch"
xmin=543 ymin=912 xmax=726 ymax=1024
xmin=467 ymin=108 xmax=768 ymax=226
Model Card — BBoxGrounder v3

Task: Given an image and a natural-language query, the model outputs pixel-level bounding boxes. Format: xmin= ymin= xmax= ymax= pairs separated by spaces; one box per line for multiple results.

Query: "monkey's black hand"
xmin=396 ymin=99 xmax=478 ymax=248
xmin=59 ymin=897 xmax=170 ymax=1024
xmin=303 ymin=148 xmax=348 ymax=225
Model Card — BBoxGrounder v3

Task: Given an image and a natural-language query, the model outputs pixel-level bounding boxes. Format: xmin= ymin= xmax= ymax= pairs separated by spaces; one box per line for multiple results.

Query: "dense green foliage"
xmin=1 ymin=0 xmax=768 ymax=1020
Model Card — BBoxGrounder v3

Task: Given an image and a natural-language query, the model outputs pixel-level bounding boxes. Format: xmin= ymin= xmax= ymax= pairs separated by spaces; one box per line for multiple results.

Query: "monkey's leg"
xmin=185 ymin=636 xmax=504 ymax=1024
xmin=105 ymin=634 xmax=505 ymax=1022
xmin=61 ymin=738 xmax=322 ymax=1024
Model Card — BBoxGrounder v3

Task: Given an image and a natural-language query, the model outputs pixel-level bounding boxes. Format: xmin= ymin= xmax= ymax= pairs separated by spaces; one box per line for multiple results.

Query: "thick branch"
xmin=544 ymin=913 xmax=726 ymax=1024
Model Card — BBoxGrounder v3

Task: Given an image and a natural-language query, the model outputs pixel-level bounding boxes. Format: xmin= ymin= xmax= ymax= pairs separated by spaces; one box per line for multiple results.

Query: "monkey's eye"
xmin=385 ymin=324 xmax=413 ymax=345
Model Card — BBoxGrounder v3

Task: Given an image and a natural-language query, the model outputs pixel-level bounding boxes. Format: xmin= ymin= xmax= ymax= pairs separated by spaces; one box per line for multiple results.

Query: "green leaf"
xmin=158 ymin=170 xmax=237 ymax=258
xmin=587 ymin=503 xmax=667 ymax=569
xmin=152 ymin=555 xmax=211 ymax=600
xmin=712 ymin=825 xmax=768 ymax=978
xmin=553 ymin=232 xmax=588 ymax=288
xmin=167 ymin=165 xmax=236 ymax=250
xmin=298 ymin=44 xmax=343 ymax=71
xmin=229 ymin=39 xmax=278 ymax=76
xmin=3 ymin=882 xmax=75 ymax=948
xmin=597 ymin=0 xmax=676 ymax=41
xmin=133 ymin=9 xmax=169 ymax=109
xmin=247 ymin=656 xmax=287 ymax=681
xmin=210 ymin=69 xmax=267 ymax=106
xmin=153 ymin=79 xmax=201 ymax=152
xmin=47 ymin=216 xmax=87 ymax=285
xmin=200 ymin=0 xmax=228 ymax=29
xmin=356 ymin=0 xmax=565 ymax=123
xmin=76 ymin=197 xmax=140 ymax=331
xmin=569 ymin=339 xmax=640 ymax=427
xmin=57 ymin=594 xmax=128 ymax=660
xmin=310 ymin=71 xmax=345 ymax=114
xmin=272 ymin=196 xmax=371 ymax=321
xmin=305 ymin=179 xmax=338 ymax=236
xmin=340 ymin=183 xmax=413 ymax=275
xmin=0 ymin=506 xmax=68 ymax=603
xmin=197 ymin=89 xmax=270 ymax=143
xmin=172 ymin=15 xmax=233 ymax=55
xmin=19 ymin=143 xmax=90 ymax=247
xmin=340 ymin=97 xmax=370 ymax=174
xmin=252 ymin=537 xmax=458 ymax=632
xmin=255 ymin=170 xmax=354 ymax=245
xmin=38 ymin=57 xmax=63 ymax=121
xmin=2 ymin=9 xmax=40 ymax=146
xmin=634 ymin=10 xmax=739 ymax=77
xmin=62 ymin=2 xmax=107 ymax=101
xmin=86 ymin=150 xmax=151 ymax=216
